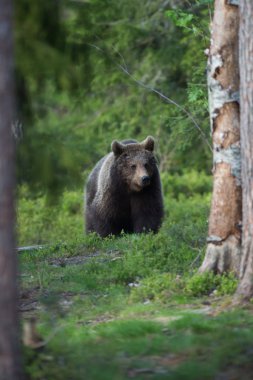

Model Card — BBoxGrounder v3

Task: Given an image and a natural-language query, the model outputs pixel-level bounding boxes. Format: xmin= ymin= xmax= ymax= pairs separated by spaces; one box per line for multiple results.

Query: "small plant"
xmin=185 ymin=272 xmax=238 ymax=297
xmin=129 ymin=273 xmax=184 ymax=303
xmin=216 ymin=272 xmax=238 ymax=296
xmin=161 ymin=170 xmax=212 ymax=198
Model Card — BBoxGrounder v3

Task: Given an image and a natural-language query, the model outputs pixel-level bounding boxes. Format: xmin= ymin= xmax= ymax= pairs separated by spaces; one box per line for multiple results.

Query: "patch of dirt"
xmin=127 ymin=367 xmax=166 ymax=378
xmin=183 ymin=306 xmax=213 ymax=315
xmin=76 ymin=315 xmax=114 ymax=326
xmin=126 ymin=353 xmax=189 ymax=378
xmin=19 ymin=286 xmax=41 ymax=315
xmin=215 ymin=363 xmax=253 ymax=380
xmin=152 ymin=316 xmax=182 ymax=324
xmin=49 ymin=250 xmax=122 ymax=267
xmin=19 ymin=287 xmax=86 ymax=317
xmin=49 ymin=254 xmax=99 ymax=267
xmin=152 ymin=353 xmax=189 ymax=368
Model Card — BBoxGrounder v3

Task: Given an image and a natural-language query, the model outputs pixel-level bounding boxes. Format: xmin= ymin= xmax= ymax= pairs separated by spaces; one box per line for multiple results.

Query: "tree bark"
xmin=0 ymin=0 xmax=22 ymax=378
xmin=235 ymin=0 xmax=253 ymax=300
xmin=199 ymin=0 xmax=242 ymax=275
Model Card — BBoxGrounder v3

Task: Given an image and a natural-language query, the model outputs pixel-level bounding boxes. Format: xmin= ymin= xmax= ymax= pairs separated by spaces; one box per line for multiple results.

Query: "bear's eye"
xmin=144 ymin=163 xmax=149 ymax=169
xmin=131 ymin=164 xmax=136 ymax=170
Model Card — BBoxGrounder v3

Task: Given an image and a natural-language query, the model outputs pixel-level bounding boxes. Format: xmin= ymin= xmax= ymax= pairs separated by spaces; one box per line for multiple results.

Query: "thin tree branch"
xmin=87 ymin=42 xmax=212 ymax=152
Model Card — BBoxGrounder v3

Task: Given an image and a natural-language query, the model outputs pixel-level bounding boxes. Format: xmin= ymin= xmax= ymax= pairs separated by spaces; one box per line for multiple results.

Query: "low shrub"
xmin=185 ymin=272 xmax=238 ymax=297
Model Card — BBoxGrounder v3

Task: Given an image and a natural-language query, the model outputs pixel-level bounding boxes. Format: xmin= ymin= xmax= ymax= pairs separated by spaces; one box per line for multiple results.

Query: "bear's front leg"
xmin=131 ymin=190 xmax=163 ymax=234
xmin=132 ymin=214 xmax=161 ymax=233
xmin=92 ymin=215 xmax=122 ymax=237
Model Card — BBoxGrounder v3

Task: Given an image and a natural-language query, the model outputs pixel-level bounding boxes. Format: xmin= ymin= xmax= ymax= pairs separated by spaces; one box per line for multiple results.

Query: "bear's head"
xmin=111 ymin=136 xmax=157 ymax=192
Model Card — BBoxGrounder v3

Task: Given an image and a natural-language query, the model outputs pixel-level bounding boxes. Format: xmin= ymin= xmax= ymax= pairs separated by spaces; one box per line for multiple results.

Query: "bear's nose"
xmin=142 ymin=176 xmax=150 ymax=186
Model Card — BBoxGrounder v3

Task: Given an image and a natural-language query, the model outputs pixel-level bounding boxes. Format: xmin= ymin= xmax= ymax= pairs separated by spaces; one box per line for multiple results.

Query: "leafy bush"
xmin=130 ymin=271 xmax=238 ymax=304
xmin=161 ymin=170 xmax=212 ymax=198
xmin=185 ymin=272 xmax=238 ymax=297
xmin=17 ymin=186 xmax=84 ymax=245
xmin=184 ymin=272 xmax=220 ymax=296
xmin=129 ymin=273 xmax=185 ymax=303
xmin=216 ymin=273 xmax=238 ymax=296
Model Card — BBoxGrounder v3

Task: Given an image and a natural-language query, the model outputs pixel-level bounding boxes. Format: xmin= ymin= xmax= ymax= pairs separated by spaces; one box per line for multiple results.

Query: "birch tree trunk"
xmin=199 ymin=0 xmax=242 ymax=275
xmin=0 ymin=1 xmax=22 ymax=378
xmin=235 ymin=0 xmax=253 ymax=300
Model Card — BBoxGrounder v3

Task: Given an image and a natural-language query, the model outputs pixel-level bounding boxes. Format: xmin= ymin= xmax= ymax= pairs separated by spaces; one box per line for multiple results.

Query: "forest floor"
xmin=20 ymin=240 xmax=253 ymax=380
xmin=18 ymin=179 xmax=253 ymax=379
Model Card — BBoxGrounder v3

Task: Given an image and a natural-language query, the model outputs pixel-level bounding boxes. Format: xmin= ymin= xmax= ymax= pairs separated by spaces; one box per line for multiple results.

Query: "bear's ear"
xmin=142 ymin=136 xmax=155 ymax=152
xmin=111 ymin=140 xmax=125 ymax=156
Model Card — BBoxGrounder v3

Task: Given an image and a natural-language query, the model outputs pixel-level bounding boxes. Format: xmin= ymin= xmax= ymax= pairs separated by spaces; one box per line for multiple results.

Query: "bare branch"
xmin=87 ymin=42 xmax=212 ymax=152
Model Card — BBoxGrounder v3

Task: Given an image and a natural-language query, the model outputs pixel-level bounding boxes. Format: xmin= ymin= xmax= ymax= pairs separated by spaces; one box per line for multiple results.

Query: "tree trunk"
xmin=199 ymin=0 xmax=241 ymax=275
xmin=0 ymin=1 xmax=22 ymax=378
xmin=235 ymin=0 xmax=253 ymax=300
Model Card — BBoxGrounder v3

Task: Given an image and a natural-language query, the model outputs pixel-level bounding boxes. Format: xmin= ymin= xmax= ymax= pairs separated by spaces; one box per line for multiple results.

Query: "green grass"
xmin=19 ymin=172 xmax=253 ymax=379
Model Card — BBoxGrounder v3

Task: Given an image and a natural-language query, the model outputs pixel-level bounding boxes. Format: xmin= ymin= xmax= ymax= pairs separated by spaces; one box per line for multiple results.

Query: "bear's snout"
xmin=141 ymin=176 xmax=150 ymax=187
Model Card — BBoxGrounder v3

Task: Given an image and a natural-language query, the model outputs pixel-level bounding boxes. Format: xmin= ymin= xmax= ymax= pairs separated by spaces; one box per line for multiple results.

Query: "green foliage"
xmin=18 ymin=171 xmax=246 ymax=380
xmin=130 ymin=271 xmax=238 ymax=304
xmin=23 ymin=308 xmax=253 ymax=380
xmin=166 ymin=10 xmax=195 ymax=30
xmin=18 ymin=172 xmax=210 ymax=274
xmin=20 ymin=233 xmax=252 ymax=380
xmin=185 ymin=272 xmax=238 ymax=297
xmin=15 ymin=0 xmax=212 ymax=195
xmin=18 ymin=172 xmax=211 ymax=300
xmin=17 ymin=186 xmax=83 ymax=245
xmin=184 ymin=272 xmax=220 ymax=296
xmin=161 ymin=170 xmax=212 ymax=198
xmin=216 ymin=273 xmax=238 ymax=296
xmin=129 ymin=273 xmax=185 ymax=303
xmin=15 ymin=3 xmax=249 ymax=378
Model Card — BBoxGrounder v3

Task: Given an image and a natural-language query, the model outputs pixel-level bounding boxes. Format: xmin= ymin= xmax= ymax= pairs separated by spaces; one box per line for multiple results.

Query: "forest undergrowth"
xmin=19 ymin=172 xmax=253 ymax=380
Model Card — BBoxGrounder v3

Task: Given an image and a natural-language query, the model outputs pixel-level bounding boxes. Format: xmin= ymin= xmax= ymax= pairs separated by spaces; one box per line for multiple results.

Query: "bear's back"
xmin=85 ymin=152 xmax=116 ymax=206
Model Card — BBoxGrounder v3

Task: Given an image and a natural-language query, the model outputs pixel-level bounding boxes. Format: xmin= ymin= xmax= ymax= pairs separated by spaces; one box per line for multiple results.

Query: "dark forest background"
xmin=16 ymin=0 xmax=212 ymax=198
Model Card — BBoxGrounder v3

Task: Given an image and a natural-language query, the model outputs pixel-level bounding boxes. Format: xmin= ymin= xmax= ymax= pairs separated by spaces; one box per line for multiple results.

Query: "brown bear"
xmin=85 ymin=136 xmax=163 ymax=237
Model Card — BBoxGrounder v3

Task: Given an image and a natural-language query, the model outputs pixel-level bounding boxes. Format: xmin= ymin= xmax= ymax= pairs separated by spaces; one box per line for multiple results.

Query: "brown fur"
xmin=85 ymin=136 xmax=164 ymax=237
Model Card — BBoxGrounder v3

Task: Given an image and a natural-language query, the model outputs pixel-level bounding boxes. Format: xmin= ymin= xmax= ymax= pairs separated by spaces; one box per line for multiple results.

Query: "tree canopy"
xmin=15 ymin=0 xmax=212 ymax=196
